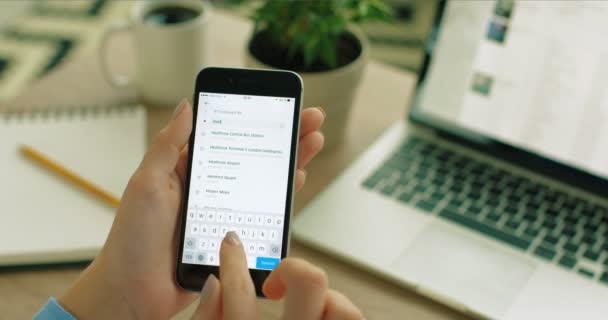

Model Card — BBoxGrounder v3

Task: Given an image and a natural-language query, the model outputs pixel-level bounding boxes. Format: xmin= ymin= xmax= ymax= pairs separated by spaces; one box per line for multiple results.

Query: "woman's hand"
xmin=190 ymin=232 xmax=364 ymax=320
xmin=58 ymin=99 xmax=325 ymax=320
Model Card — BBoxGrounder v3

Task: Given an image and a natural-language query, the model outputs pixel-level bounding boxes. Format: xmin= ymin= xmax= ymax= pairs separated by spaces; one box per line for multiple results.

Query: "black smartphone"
xmin=176 ymin=67 xmax=303 ymax=295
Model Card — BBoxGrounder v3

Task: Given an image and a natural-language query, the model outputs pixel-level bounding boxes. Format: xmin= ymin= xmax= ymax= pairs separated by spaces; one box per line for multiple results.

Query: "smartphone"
xmin=176 ymin=67 xmax=303 ymax=295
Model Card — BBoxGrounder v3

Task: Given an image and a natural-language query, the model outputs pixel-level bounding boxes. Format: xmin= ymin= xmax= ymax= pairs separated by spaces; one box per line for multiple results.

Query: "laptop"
xmin=292 ymin=1 xmax=608 ymax=319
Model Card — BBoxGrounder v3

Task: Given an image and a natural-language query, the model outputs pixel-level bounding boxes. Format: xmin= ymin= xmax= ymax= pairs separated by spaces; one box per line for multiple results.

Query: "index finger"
xmin=219 ymin=231 xmax=258 ymax=320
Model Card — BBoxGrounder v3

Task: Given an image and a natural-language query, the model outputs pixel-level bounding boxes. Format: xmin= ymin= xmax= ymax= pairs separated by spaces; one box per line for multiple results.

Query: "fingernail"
xmin=301 ymin=169 xmax=308 ymax=178
xmin=200 ymin=274 xmax=217 ymax=303
xmin=224 ymin=231 xmax=241 ymax=246
xmin=316 ymin=106 xmax=327 ymax=119
xmin=172 ymin=98 xmax=188 ymax=119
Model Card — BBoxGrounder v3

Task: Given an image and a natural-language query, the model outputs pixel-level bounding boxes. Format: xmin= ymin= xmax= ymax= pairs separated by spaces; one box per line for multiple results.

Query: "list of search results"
xmin=183 ymin=92 xmax=295 ymax=270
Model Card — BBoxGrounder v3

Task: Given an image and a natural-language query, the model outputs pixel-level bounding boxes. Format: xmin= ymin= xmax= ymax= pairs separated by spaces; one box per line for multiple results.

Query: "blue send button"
xmin=256 ymin=257 xmax=280 ymax=270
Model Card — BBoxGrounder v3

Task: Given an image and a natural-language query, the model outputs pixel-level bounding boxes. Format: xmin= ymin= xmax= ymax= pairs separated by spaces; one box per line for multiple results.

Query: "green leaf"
xmin=328 ymin=14 xmax=347 ymax=35
xmin=303 ymin=34 xmax=320 ymax=67
xmin=319 ymin=37 xmax=337 ymax=68
xmin=358 ymin=1 xmax=370 ymax=18
xmin=368 ymin=0 xmax=394 ymax=21
xmin=287 ymin=33 xmax=307 ymax=59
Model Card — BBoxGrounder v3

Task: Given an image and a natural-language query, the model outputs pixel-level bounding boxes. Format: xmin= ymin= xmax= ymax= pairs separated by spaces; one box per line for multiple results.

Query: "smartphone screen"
xmin=181 ymin=92 xmax=296 ymax=271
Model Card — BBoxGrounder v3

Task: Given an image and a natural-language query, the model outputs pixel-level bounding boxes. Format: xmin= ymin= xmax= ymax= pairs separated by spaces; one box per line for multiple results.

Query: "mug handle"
xmin=99 ymin=20 xmax=134 ymax=88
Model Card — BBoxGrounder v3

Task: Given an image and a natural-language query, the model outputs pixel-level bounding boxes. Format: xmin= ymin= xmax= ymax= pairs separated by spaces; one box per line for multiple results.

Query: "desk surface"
xmin=1 ymin=10 xmax=467 ymax=320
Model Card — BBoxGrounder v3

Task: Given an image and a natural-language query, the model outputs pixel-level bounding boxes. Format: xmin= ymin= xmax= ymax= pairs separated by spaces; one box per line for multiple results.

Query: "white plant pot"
xmin=245 ymin=28 xmax=369 ymax=149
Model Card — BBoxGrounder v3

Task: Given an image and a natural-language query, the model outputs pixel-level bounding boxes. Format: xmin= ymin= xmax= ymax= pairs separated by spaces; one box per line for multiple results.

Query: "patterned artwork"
xmin=0 ymin=0 xmax=131 ymax=103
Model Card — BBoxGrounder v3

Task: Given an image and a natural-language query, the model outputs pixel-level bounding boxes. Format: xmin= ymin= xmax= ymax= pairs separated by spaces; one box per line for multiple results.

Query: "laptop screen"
xmin=415 ymin=0 xmax=608 ymax=181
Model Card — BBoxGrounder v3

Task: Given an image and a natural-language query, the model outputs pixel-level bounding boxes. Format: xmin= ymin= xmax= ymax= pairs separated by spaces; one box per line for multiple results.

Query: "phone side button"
xmin=256 ymin=257 xmax=280 ymax=270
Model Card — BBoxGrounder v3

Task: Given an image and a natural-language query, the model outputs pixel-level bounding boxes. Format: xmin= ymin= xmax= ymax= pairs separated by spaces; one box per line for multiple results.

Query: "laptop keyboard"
xmin=362 ymin=136 xmax=608 ymax=286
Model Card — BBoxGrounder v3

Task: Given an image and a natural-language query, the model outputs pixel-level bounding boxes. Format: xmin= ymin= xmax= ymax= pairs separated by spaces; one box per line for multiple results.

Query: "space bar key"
xmin=438 ymin=208 xmax=531 ymax=250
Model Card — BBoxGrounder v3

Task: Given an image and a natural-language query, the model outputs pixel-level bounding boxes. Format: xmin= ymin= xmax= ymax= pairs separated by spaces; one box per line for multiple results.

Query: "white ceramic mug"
xmin=99 ymin=0 xmax=211 ymax=107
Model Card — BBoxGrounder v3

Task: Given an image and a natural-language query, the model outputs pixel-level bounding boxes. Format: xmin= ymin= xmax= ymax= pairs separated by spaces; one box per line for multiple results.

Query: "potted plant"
xmin=244 ymin=0 xmax=392 ymax=149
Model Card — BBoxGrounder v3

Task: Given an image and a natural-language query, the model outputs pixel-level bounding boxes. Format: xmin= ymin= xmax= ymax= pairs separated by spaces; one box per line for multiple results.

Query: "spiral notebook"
xmin=0 ymin=105 xmax=146 ymax=266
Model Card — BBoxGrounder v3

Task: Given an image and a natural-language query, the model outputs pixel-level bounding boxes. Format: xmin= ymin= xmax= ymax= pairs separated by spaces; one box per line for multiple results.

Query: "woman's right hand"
xmin=190 ymin=232 xmax=365 ymax=320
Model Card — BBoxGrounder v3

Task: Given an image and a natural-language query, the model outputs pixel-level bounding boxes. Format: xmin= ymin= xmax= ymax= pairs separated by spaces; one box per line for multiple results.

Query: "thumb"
xmin=191 ymin=275 xmax=222 ymax=320
xmin=141 ymin=98 xmax=193 ymax=174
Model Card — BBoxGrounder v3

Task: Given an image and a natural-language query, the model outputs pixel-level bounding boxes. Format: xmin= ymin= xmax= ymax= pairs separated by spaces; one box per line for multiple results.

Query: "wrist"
xmin=58 ymin=257 xmax=135 ymax=320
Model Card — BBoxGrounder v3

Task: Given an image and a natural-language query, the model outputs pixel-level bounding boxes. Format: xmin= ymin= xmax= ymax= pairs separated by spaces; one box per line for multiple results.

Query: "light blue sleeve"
xmin=33 ymin=298 xmax=77 ymax=320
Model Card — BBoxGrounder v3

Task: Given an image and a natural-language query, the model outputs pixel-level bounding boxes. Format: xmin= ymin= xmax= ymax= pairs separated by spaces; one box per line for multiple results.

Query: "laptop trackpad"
xmin=392 ymin=223 xmax=536 ymax=316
